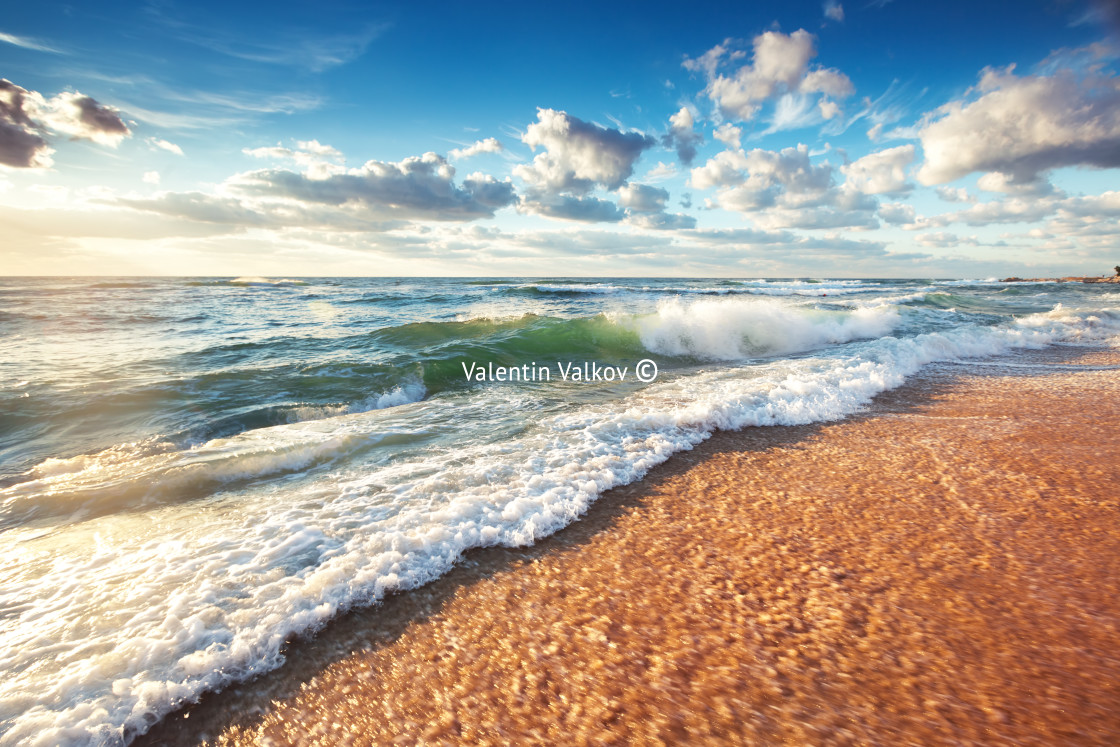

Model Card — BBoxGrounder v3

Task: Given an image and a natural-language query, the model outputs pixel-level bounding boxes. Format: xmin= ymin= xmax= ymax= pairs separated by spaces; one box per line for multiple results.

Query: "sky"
xmin=2 ymin=0 xmax=1119 ymax=277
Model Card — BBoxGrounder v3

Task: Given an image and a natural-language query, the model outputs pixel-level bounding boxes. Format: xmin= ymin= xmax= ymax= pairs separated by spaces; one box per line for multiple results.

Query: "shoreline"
xmin=1001 ymin=275 xmax=1120 ymax=284
xmin=138 ymin=344 xmax=1120 ymax=745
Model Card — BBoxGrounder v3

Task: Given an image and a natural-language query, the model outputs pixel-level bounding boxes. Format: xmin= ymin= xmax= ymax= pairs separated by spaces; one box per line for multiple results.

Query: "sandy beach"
xmin=138 ymin=344 xmax=1120 ymax=746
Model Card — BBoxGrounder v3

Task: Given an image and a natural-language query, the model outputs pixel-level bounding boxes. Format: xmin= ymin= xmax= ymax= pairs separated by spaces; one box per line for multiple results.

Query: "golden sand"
xmin=141 ymin=347 xmax=1120 ymax=746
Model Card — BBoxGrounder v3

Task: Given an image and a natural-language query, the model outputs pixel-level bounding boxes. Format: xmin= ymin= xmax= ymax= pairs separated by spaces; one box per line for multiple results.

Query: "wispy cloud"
xmin=143 ymin=3 xmax=388 ymax=72
xmin=110 ymin=88 xmax=321 ymax=132
xmin=0 ymin=30 xmax=64 ymax=54
xmin=146 ymin=137 xmax=184 ymax=155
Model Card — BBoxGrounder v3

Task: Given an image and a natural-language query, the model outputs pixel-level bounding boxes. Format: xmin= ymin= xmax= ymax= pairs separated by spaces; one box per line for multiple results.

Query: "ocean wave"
xmin=184 ymin=277 xmax=311 ymax=288
xmin=3 ymin=305 xmax=1119 ymax=745
xmin=621 ymin=296 xmax=900 ymax=360
xmin=0 ymin=383 xmax=427 ymax=525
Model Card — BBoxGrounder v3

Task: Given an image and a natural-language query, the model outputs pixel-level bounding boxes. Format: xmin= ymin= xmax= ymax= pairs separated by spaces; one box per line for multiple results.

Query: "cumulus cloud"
xmin=515 ymin=108 xmax=655 ymax=223
xmin=231 ymin=151 xmax=516 ymax=221
xmin=243 ymin=139 xmax=345 ymax=179
xmin=686 ymin=30 xmax=854 ymax=125
xmin=627 ymin=211 xmax=697 ymax=230
xmin=449 ymin=137 xmax=503 ymax=160
xmin=927 ymin=196 xmax=1060 ymax=227
xmin=0 ymin=78 xmax=130 ymax=168
xmin=520 ymin=193 xmax=625 ymax=223
xmin=916 ymin=65 xmax=1120 ymax=187
xmin=915 ymin=231 xmax=962 ymax=248
xmin=879 ymin=202 xmax=917 ymax=225
xmin=975 ymin=171 xmax=1054 ymax=196
xmin=515 ymin=108 xmax=655 ymax=193
xmin=33 ymin=92 xmax=130 ymax=146
xmin=713 ymin=122 xmax=742 ymax=148
xmin=840 ymin=144 xmax=914 ymax=195
xmin=690 ymin=143 xmax=880 ymax=229
xmin=663 ymin=106 xmax=703 ymax=165
xmin=935 ymin=186 xmax=974 ymax=203
xmin=691 ymin=144 xmax=834 ymax=206
xmin=618 ymin=182 xmax=696 ymax=230
xmin=618 ymin=183 xmax=669 ymax=213
xmin=643 ymin=161 xmax=678 ymax=181
xmin=0 ymin=80 xmax=51 ymax=168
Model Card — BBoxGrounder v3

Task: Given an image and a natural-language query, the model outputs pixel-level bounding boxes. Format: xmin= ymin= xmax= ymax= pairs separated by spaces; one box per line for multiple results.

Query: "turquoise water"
xmin=1 ymin=276 xmax=1118 ymax=745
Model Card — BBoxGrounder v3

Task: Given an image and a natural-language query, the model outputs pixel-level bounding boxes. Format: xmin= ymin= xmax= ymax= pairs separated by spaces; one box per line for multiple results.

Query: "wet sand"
xmin=141 ymin=345 xmax=1120 ymax=746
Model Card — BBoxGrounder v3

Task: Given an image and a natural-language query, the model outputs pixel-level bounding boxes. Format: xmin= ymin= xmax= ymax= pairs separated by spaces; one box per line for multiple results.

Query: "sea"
xmin=1 ymin=276 xmax=1118 ymax=745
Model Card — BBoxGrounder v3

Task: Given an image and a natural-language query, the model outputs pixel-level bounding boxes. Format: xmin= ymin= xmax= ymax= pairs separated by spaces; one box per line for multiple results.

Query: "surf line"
xmin=461 ymin=361 xmax=631 ymax=382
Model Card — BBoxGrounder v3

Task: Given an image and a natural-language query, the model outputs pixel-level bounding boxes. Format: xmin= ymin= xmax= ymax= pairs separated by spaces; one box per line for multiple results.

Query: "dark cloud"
xmin=71 ymin=95 xmax=130 ymax=138
xmin=0 ymin=78 xmax=130 ymax=168
xmin=231 ymin=152 xmax=516 ymax=220
xmin=628 ymin=211 xmax=697 ymax=230
xmin=0 ymin=80 xmax=51 ymax=167
xmin=518 ymin=193 xmax=625 ymax=223
xmin=662 ymin=107 xmax=703 ymax=166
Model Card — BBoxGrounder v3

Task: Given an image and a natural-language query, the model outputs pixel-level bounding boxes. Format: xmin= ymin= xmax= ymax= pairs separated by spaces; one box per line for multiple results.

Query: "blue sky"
xmin=2 ymin=0 xmax=1119 ymax=276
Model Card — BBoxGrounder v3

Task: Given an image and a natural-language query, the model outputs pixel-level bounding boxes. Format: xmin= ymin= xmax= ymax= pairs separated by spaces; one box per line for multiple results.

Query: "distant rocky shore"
xmin=1001 ymin=276 xmax=1120 ymax=284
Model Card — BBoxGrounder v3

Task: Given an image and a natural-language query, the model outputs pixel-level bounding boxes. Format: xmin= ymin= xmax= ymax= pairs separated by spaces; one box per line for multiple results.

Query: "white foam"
xmin=284 ymin=382 xmax=426 ymax=423
xmin=228 ymin=277 xmax=309 ymax=287
xmin=622 ymin=296 xmax=900 ymax=359
xmin=1 ymin=386 xmax=426 ymax=522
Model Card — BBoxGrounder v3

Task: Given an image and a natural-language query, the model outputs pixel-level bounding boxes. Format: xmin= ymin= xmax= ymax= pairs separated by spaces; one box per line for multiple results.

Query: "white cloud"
xmin=713 ymin=122 xmax=742 ymax=148
xmin=618 ymin=183 xmax=668 ymax=212
xmin=0 ymin=31 xmax=63 ymax=54
xmin=819 ymin=98 xmax=840 ymax=120
xmin=691 ymin=143 xmax=880 ymax=229
xmin=689 ymin=148 xmax=749 ymax=190
xmin=143 ymin=171 xmax=161 ymax=185
xmin=243 ymin=139 xmax=345 ymax=179
xmin=616 ymin=183 xmax=697 ymax=230
xmin=627 ymin=211 xmax=696 ymax=230
xmin=879 ymin=202 xmax=917 ymax=225
xmin=514 ymin=109 xmax=655 ymax=223
xmin=688 ymin=30 xmax=854 ymax=125
xmin=935 ymin=186 xmax=974 ymax=203
xmin=915 ymin=231 xmax=963 ymax=248
xmin=840 ymin=145 xmax=914 ymax=195
xmin=643 ymin=161 xmax=678 ymax=181
xmin=975 ymin=171 xmax=1054 ymax=196
xmin=28 ymin=91 xmax=130 ymax=147
xmin=515 ymin=108 xmax=655 ymax=193
xmin=147 ymin=137 xmax=184 ymax=156
xmin=692 ymin=144 xmax=833 ymax=205
xmin=824 ymin=2 xmax=845 ymax=22
xmin=927 ymin=196 xmax=1060 ymax=227
xmin=449 ymin=137 xmax=503 ymax=160
xmin=916 ymin=65 xmax=1120 ymax=186
xmin=664 ymin=106 xmax=703 ymax=165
